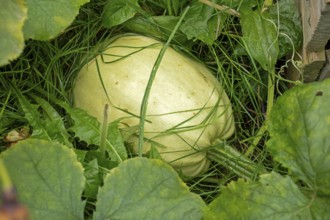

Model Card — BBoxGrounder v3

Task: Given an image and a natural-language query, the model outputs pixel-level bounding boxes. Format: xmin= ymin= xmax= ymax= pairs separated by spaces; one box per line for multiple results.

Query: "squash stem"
xmin=207 ymin=143 xmax=266 ymax=180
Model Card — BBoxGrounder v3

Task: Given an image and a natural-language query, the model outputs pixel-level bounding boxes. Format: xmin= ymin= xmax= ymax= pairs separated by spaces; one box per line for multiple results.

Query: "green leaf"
xmin=267 ymin=79 xmax=330 ymax=196
xmin=23 ymin=0 xmax=89 ymax=40
xmin=13 ymin=85 xmax=70 ymax=145
xmin=84 ymin=159 xmax=101 ymax=198
xmin=93 ymin=157 xmax=205 ymax=220
xmin=240 ymin=8 xmax=279 ymax=72
xmin=1 ymin=139 xmax=86 ymax=220
xmin=107 ymin=120 xmax=127 ymax=159
xmin=205 ymin=172 xmax=330 ymax=219
xmin=0 ymin=0 xmax=27 ymax=66
xmin=180 ymin=0 xmax=228 ymax=45
xmin=59 ymin=102 xmax=127 ymax=162
xmin=268 ymin=0 xmax=303 ymax=58
xmin=31 ymin=95 xmax=72 ymax=147
xmin=102 ymin=0 xmax=141 ymax=28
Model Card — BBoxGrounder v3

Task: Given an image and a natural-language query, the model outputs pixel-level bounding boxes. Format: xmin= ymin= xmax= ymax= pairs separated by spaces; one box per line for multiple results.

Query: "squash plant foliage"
xmin=1 ymin=79 xmax=330 ymax=219
xmin=0 ymin=0 xmax=89 ymax=66
xmin=1 ymin=0 xmax=329 ymax=219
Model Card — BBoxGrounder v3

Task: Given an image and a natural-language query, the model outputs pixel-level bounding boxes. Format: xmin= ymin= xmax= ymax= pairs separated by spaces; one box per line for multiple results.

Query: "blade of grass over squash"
xmin=137 ymin=6 xmax=190 ymax=157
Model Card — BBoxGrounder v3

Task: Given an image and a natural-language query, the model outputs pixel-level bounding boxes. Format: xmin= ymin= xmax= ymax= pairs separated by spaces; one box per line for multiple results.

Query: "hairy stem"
xmin=208 ymin=143 xmax=266 ymax=180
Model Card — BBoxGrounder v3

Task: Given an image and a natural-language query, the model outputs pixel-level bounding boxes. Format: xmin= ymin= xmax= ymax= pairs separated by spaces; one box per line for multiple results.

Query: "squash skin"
xmin=73 ymin=35 xmax=235 ymax=177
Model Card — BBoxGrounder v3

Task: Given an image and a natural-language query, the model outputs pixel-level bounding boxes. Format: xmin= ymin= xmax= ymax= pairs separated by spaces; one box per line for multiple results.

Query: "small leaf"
xmin=60 ymin=102 xmax=127 ymax=162
xmin=205 ymin=172 xmax=330 ymax=219
xmin=1 ymin=139 xmax=86 ymax=220
xmin=93 ymin=157 xmax=205 ymax=220
xmin=13 ymin=86 xmax=60 ymax=143
xmin=240 ymin=8 xmax=279 ymax=72
xmin=102 ymin=0 xmax=141 ymax=28
xmin=23 ymin=0 xmax=89 ymax=40
xmin=267 ymin=79 xmax=330 ymax=196
xmin=84 ymin=159 xmax=101 ymax=198
xmin=0 ymin=0 xmax=27 ymax=66
xmin=180 ymin=0 xmax=227 ymax=45
xmin=31 ymin=95 xmax=72 ymax=147
xmin=268 ymin=0 xmax=303 ymax=58
xmin=107 ymin=120 xmax=127 ymax=160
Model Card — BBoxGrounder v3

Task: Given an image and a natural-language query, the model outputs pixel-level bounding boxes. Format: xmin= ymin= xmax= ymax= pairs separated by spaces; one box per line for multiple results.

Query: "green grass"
xmin=0 ymin=0 xmax=294 ymax=206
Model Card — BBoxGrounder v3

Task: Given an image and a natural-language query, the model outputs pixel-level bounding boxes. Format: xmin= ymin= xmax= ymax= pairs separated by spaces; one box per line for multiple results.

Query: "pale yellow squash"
xmin=73 ymin=34 xmax=235 ymax=177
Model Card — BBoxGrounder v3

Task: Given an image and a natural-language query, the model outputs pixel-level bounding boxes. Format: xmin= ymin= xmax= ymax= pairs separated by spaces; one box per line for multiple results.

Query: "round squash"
xmin=73 ymin=34 xmax=235 ymax=177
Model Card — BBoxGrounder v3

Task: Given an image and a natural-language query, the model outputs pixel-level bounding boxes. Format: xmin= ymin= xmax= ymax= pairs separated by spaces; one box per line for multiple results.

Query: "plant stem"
xmin=266 ymin=70 xmax=275 ymax=117
xmin=244 ymin=70 xmax=275 ymax=157
xmin=100 ymin=104 xmax=109 ymax=157
xmin=198 ymin=0 xmax=240 ymax=17
xmin=244 ymin=124 xmax=267 ymax=157
xmin=207 ymin=143 xmax=266 ymax=180
xmin=137 ymin=6 xmax=190 ymax=157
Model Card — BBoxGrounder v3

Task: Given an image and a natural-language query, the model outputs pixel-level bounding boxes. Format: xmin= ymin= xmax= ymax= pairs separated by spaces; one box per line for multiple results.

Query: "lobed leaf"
xmin=93 ymin=157 xmax=205 ymax=220
xmin=1 ymin=139 xmax=86 ymax=220
xmin=267 ymin=79 xmax=330 ymax=196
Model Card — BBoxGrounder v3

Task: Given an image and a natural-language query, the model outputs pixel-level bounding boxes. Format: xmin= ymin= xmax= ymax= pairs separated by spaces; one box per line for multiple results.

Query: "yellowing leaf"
xmin=23 ymin=0 xmax=89 ymax=40
xmin=0 ymin=0 xmax=27 ymax=66
xmin=268 ymin=79 xmax=330 ymax=196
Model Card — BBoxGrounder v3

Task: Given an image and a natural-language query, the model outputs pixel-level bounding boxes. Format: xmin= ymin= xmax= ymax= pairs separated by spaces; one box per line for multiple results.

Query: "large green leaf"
xmin=267 ymin=79 xmax=330 ymax=196
xmin=23 ymin=0 xmax=89 ymax=40
xmin=1 ymin=139 xmax=86 ymax=220
xmin=102 ymin=0 xmax=140 ymax=29
xmin=240 ymin=8 xmax=279 ymax=72
xmin=0 ymin=0 xmax=27 ymax=66
xmin=205 ymin=172 xmax=330 ymax=219
xmin=93 ymin=157 xmax=205 ymax=220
